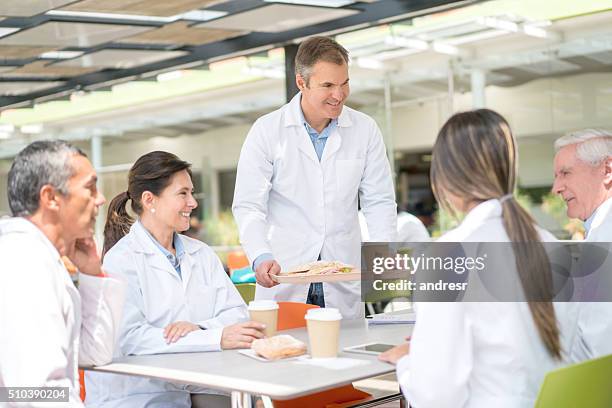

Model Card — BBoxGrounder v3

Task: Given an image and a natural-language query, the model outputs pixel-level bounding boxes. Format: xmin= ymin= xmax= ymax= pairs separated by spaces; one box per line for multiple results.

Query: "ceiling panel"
xmin=118 ymin=21 xmax=245 ymax=46
xmin=518 ymin=59 xmax=581 ymax=75
xmin=0 ymin=21 xmax=153 ymax=47
xmin=54 ymin=49 xmax=188 ymax=69
xmin=0 ymin=66 xmax=18 ymax=73
xmin=0 ymin=0 xmax=75 ymax=17
xmin=0 ymin=45 xmax=57 ymax=59
xmin=1 ymin=61 xmax=98 ymax=78
xmin=59 ymin=0 xmax=225 ymax=17
xmin=0 ymin=81 xmax=65 ymax=96
xmin=197 ymin=4 xmax=359 ymax=33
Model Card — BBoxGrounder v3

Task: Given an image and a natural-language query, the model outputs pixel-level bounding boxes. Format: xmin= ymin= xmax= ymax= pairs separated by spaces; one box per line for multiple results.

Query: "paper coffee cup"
xmin=248 ymin=300 xmax=279 ymax=337
xmin=305 ymin=308 xmax=342 ymax=358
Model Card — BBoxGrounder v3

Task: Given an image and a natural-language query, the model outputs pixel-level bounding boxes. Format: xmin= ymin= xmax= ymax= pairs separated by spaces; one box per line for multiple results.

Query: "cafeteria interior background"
xmin=1 ymin=0 xmax=612 ymax=261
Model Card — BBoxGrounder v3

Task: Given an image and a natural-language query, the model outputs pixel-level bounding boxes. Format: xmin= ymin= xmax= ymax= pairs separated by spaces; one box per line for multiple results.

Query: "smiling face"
xmin=552 ymin=144 xmax=609 ymax=220
xmin=57 ymin=154 xmax=105 ymax=241
xmin=149 ymin=170 xmax=198 ymax=233
xmin=297 ymin=60 xmax=349 ymax=127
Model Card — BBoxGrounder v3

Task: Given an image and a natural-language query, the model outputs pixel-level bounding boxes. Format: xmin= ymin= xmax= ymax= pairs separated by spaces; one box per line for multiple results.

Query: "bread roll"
xmin=251 ymin=335 xmax=307 ymax=360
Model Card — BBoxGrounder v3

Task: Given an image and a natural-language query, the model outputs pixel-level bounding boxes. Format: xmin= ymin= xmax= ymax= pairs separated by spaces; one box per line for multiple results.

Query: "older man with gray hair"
xmin=0 ymin=140 xmax=125 ymax=406
xmin=552 ymin=128 xmax=612 ymax=360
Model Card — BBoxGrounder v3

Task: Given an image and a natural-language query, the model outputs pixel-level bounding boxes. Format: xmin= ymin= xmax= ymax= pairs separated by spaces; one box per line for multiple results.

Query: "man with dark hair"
xmin=0 ymin=140 xmax=125 ymax=406
xmin=233 ymin=36 xmax=396 ymax=318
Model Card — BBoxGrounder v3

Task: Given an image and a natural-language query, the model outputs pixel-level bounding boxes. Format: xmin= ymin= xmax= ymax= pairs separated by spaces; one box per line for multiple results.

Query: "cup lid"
xmin=305 ymin=307 xmax=342 ymax=321
xmin=248 ymin=300 xmax=279 ymax=310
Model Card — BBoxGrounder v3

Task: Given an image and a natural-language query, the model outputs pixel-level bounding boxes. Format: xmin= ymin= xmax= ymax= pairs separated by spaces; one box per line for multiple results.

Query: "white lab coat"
xmin=85 ymin=221 xmax=248 ymax=408
xmin=570 ymin=197 xmax=612 ymax=361
xmin=232 ymin=93 xmax=397 ymax=319
xmin=0 ymin=217 xmax=125 ymax=408
xmin=396 ymin=199 xmax=578 ymax=408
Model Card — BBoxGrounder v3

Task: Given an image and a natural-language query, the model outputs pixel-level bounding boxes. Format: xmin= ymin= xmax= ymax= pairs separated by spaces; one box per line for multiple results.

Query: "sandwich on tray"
xmin=283 ymin=260 xmax=355 ymax=276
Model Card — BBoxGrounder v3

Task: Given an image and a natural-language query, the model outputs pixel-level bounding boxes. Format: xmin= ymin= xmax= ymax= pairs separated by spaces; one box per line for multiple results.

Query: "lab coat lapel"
xmin=321 ymin=126 xmax=341 ymax=163
xmin=296 ymin=127 xmax=319 ymax=164
xmin=180 ymin=251 xmax=195 ymax=290
xmin=132 ymin=221 xmax=181 ymax=281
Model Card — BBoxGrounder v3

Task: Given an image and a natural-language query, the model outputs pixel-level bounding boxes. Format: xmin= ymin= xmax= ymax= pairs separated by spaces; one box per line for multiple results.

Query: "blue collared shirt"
xmin=139 ymin=221 xmax=185 ymax=279
xmin=299 ymin=104 xmax=337 ymax=162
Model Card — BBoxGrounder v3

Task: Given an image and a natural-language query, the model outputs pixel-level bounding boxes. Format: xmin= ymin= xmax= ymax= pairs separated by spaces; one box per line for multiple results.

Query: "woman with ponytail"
xmin=379 ymin=110 xmax=577 ymax=407
xmin=86 ymin=151 xmax=265 ymax=408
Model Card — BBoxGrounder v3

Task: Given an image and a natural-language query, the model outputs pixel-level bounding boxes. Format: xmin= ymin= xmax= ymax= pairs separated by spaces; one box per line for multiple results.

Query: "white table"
xmin=88 ymin=319 xmax=413 ymax=407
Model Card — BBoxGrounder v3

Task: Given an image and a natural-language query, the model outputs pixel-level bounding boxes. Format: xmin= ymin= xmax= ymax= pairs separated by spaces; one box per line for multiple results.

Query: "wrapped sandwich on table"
xmin=251 ymin=335 xmax=307 ymax=360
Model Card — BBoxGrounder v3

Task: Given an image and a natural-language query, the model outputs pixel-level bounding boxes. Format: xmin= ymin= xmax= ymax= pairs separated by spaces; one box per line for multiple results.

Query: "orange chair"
xmin=227 ymin=251 xmax=249 ymax=272
xmin=277 ymin=301 xmax=320 ymax=330
xmin=273 ymin=302 xmax=372 ymax=408
xmin=79 ymin=369 xmax=86 ymax=401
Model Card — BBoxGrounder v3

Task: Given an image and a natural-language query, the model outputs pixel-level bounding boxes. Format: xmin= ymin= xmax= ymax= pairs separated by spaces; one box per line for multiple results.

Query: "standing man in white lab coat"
xmin=233 ymin=36 xmax=396 ymax=319
xmin=552 ymin=128 xmax=612 ymax=360
xmin=0 ymin=140 xmax=125 ymax=407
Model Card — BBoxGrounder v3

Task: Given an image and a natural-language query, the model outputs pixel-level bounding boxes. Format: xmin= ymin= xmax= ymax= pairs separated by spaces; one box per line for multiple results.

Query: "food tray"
xmin=271 ymin=271 xmax=361 ymax=284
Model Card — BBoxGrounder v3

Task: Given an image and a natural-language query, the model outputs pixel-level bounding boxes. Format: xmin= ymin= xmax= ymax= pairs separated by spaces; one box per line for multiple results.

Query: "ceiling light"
xmin=243 ymin=66 xmax=285 ymax=79
xmin=522 ymin=24 xmax=549 ymax=38
xmin=180 ymin=10 xmax=228 ymax=21
xmin=39 ymin=51 xmax=84 ymax=59
xmin=20 ymin=124 xmax=43 ymax=134
xmin=0 ymin=27 xmax=19 ymax=39
xmin=46 ymin=10 xmax=180 ymax=23
xmin=263 ymin=0 xmax=355 ymax=6
xmin=431 ymin=41 xmax=459 ymax=55
xmin=480 ymin=17 xmax=518 ymax=33
xmin=355 ymin=57 xmax=384 ymax=70
xmin=157 ymin=70 xmax=184 ymax=82
xmin=385 ymin=36 xmax=429 ymax=51
xmin=0 ymin=124 xmax=15 ymax=133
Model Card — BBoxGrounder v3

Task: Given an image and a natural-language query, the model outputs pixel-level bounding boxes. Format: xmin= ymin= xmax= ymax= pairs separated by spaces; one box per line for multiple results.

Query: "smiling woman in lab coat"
xmin=85 ymin=151 xmax=263 ymax=408
xmin=379 ymin=110 xmax=577 ymax=408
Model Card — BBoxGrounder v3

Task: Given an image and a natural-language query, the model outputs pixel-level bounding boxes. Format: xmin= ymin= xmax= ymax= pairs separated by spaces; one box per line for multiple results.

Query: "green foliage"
xmin=202 ymin=210 xmax=240 ymax=246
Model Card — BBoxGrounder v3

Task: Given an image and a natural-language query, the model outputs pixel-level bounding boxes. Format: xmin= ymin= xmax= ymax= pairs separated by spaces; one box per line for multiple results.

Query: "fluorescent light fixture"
xmin=0 ymin=27 xmax=19 ymax=39
xmin=0 ymin=124 xmax=15 ymax=133
xmin=369 ymin=48 xmax=421 ymax=61
xmin=522 ymin=24 xmax=548 ymax=38
xmin=46 ymin=10 xmax=180 ymax=23
xmin=480 ymin=17 xmax=518 ymax=32
xmin=243 ymin=66 xmax=285 ymax=79
xmin=39 ymin=50 xmax=84 ymax=59
xmin=355 ymin=57 xmax=384 ymax=70
xmin=157 ymin=70 xmax=183 ymax=82
xmin=431 ymin=41 xmax=459 ymax=55
xmin=20 ymin=124 xmax=43 ymax=134
xmin=263 ymin=0 xmax=355 ymax=7
xmin=385 ymin=36 xmax=428 ymax=51
xmin=181 ymin=10 xmax=228 ymax=21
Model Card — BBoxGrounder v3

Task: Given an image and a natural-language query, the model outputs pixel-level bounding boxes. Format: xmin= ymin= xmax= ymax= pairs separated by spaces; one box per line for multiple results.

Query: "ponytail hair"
xmin=102 ymin=191 xmax=134 ymax=259
xmin=431 ymin=109 xmax=561 ymax=359
xmin=102 ymin=151 xmax=192 ymax=258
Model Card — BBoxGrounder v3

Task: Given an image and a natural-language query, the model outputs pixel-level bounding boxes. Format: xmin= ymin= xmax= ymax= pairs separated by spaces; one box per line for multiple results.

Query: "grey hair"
xmin=8 ymin=140 xmax=86 ymax=216
xmin=554 ymin=128 xmax=612 ymax=167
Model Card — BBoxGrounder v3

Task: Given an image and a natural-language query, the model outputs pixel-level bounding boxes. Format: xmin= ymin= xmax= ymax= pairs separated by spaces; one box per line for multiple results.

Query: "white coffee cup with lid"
xmin=305 ymin=308 xmax=342 ymax=358
xmin=248 ymin=300 xmax=279 ymax=337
